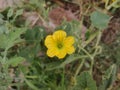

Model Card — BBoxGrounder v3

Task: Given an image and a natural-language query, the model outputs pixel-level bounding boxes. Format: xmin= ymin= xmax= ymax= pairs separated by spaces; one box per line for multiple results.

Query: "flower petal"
xmin=47 ymin=48 xmax=58 ymax=57
xmin=53 ymin=30 xmax=66 ymax=41
xmin=64 ymin=36 xmax=74 ymax=46
xmin=56 ymin=49 xmax=67 ymax=59
xmin=45 ymin=35 xmax=56 ymax=48
xmin=66 ymin=46 xmax=75 ymax=54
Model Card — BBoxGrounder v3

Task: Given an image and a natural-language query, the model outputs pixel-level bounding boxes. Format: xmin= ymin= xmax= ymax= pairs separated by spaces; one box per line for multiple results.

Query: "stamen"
xmin=57 ymin=43 xmax=63 ymax=49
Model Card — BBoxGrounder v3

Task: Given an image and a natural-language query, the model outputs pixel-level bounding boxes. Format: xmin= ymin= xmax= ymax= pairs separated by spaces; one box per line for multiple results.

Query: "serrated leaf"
xmin=73 ymin=71 xmax=97 ymax=90
xmin=90 ymin=11 xmax=110 ymax=30
xmin=0 ymin=28 xmax=26 ymax=49
xmin=6 ymin=56 xmax=25 ymax=67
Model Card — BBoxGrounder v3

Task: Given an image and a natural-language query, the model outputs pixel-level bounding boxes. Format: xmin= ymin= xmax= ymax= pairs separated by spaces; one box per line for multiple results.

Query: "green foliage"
xmin=105 ymin=0 xmax=120 ymax=10
xmin=7 ymin=8 xmax=14 ymax=19
xmin=6 ymin=56 xmax=25 ymax=67
xmin=73 ymin=71 xmax=97 ymax=90
xmin=98 ymin=64 xmax=117 ymax=90
xmin=0 ymin=16 xmax=9 ymax=34
xmin=24 ymin=79 xmax=39 ymax=90
xmin=0 ymin=0 xmax=119 ymax=90
xmin=115 ymin=46 xmax=120 ymax=65
xmin=25 ymin=26 xmax=46 ymax=43
xmin=90 ymin=11 xmax=110 ymax=30
xmin=0 ymin=28 xmax=26 ymax=49
xmin=45 ymin=54 xmax=88 ymax=71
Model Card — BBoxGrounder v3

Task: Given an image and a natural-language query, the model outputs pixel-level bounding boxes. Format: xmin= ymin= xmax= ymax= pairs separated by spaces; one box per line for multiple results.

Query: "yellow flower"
xmin=45 ymin=30 xmax=75 ymax=59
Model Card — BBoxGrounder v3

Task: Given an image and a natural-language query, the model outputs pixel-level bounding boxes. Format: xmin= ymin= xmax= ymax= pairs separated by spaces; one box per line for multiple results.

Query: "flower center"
xmin=57 ymin=43 xmax=63 ymax=49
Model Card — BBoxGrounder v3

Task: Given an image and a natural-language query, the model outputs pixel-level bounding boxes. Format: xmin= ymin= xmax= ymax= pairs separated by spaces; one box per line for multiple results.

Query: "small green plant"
xmin=0 ymin=0 xmax=119 ymax=90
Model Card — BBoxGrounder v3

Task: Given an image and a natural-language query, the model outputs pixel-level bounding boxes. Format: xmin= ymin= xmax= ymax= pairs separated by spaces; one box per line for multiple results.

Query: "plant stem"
xmin=74 ymin=59 xmax=85 ymax=78
xmin=90 ymin=31 xmax=102 ymax=74
xmin=61 ymin=68 xmax=65 ymax=88
xmin=81 ymin=47 xmax=93 ymax=60
xmin=106 ymin=0 xmax=119 ymax=10
xmin=90 ymin=58 xmax=94 ymax=75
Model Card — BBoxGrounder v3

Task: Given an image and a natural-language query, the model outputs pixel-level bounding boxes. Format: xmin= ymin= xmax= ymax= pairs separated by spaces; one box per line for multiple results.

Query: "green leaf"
xmin=19 ymin=43 xmax=41 ymax=62
xmin=90 ymin=11 xmax=110 ymax=30
xmin=16 ymin=9 xmax=23 ymax=16
xmin=0 ymin=34 xmax=8 ymax=48
xmin=0 ymin=14 xmax=4 ymax=19
xmin=0 ymin=28 xmax=26 ymax=49
xmin=25 ymin=79 xmax=39 ymax=90
xmin=25 ymin=26 xmax=46 ymax=43
xmin=0 ymin=25 xmax=9 ymax=34
xmin=14 ymin=9 xmax=23 ymax=18
xmin=73 ymin=71 xmax=97 ymax=90
xmin=13 ymin=9 xmax=23 ymax=21
xmin=6 ymin=56 xmax=25 ymax=67
xmin=7 ymin=8 xmax=14 ymax=18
